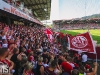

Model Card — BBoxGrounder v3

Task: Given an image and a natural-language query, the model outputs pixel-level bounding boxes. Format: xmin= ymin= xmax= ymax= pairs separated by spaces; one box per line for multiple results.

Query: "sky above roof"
xmin=50 ymin=0 xmax=100 ymax=20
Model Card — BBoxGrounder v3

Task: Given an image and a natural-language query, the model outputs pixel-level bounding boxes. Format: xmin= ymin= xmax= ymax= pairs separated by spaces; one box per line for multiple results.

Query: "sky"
xmin=42 ymin=0 xmax=100 ymax=25
xmin=50 ymin=0 xmax=100 ymax=20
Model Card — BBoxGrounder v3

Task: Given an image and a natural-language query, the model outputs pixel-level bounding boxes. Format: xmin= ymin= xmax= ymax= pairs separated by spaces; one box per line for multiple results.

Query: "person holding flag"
xmin=68 ymin=32 xmax=98 ymax=75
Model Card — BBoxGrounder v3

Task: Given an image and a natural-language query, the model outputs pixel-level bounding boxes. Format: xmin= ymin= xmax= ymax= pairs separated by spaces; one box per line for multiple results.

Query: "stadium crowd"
xmin=0 ymin=22 xmax=98 ymax=75
xmin=54 ymin=23 xmax=100 ymax=30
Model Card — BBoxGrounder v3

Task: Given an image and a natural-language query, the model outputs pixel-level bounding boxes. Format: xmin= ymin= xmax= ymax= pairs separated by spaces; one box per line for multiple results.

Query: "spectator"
xmin=67 ymin=56 xmax=75 ymax=68
xmin=35 ymin=56 xmax=44 ymax=75
xmin=72 ymin=69 xmax=79 ymax=75
xmin=44 ymin=60 xmax=58 ymax=75
xmin=0 ymin=36 xmax=2 ymax=48
xmin=28 ymin=51 xmax=34 ymax=62
xmin=0 ymin=48 xmax=14 ymax=74
xmin=54 ymin=59 xmax=62 ymax=75
xmin=17 ymin=54 xmax=28 ymax=75
xmin=43 ymin=58 xmax=49 ymax=67
xmin=23 ymin=62 xmax=34 ymax=75
xmin=81 ymin=53 xmax=87 ymax=66
xmin=86 ymin=62 xmax=98 ymax=75
xmin=2 ymin=39 xmax=8 ymax=48
xmin=11 ymin=48 xmax=19 ymax=64
xmin=0 ymin=22 xmax=98 ymax=75
xmin=79 ymin=65 xmax=85 ymax=75
xmin=60 ymin=54 xmax=73 ymax=75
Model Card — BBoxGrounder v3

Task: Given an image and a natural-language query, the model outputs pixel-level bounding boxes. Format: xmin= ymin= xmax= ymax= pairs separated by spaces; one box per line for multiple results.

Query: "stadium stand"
xmin=53 ymin=19 xmax=100 ymax=30
xmin=0 ymin=0 xmax=99 ymax=75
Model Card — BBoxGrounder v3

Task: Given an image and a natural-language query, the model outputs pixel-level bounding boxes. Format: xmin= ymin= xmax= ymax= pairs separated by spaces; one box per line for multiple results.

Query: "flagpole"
xmin=95 ymin=51 xmax=97 ymax=75
xmin=84 ymin=1 xmax=98 ymax=68
xmin=84 ymin=0 xmax=89 ymax=32
xmin=84 ymin=0 xmax=98 ymax=67
xmin=96 ymin=53 xmax=97 ymax=62
xmin=95 ymin=43 xmax=97 ymax=63
xmin=91 ymin=32 xmax=98 ymax=75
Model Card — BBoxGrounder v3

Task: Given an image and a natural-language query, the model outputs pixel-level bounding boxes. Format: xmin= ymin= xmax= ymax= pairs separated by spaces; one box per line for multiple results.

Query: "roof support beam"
xmin=20 ymin=0 xmax=51 ymax=20
xmin=25 ymin=3 xmax=47 ymax=7
xmin=32 ymin=6 xmax=50 ymax=11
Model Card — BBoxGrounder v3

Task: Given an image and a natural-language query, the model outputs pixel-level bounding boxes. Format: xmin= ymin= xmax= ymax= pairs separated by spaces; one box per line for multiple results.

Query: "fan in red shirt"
xmin=60 ymin=54 xmax=73 ymax=75
xmin=0 ymin=48 xmax=14 ymax=72
xmin=61 ymin=61 xmax=73 ymax=75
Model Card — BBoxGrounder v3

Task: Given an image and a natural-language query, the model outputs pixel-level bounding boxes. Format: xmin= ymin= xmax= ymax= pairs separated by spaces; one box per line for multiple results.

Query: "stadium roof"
xmin=19 ymin=0 xmax=51 ymax=20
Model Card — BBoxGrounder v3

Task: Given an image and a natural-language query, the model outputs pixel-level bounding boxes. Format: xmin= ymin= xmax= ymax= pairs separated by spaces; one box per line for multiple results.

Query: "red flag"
xmin=68 ymin=32 xmax=96 ymax=53
xmin=44 ymin=28 xmax=53 ymax=43
xmin=59 ymin=32 xmax=65 ymax=38
xmin=44 ymin=28 xmax=53 ymax=34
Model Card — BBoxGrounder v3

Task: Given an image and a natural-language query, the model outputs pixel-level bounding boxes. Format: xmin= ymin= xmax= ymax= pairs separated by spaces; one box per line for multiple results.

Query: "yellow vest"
xmin=79 ymin=73 xmax=84 ymax=75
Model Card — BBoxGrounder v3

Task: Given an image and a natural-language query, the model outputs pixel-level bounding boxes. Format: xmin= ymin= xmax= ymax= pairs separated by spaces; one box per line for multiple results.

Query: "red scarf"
xmin=24 ymin=70 xmax=34 ymax=75
xmin=0 ymin=59 xmax=11 ymax=67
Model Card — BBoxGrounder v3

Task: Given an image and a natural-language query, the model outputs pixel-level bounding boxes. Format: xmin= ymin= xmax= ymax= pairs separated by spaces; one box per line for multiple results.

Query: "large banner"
xmin=69 ymin=32 xmax=96 ymax=53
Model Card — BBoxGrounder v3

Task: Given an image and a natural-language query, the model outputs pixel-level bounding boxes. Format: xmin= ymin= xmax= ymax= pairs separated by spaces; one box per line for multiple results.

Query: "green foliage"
xmin=60 ymin=29 xmax=100 ymax=44
xmin=81 ymin=13 xmax=100 ymax=19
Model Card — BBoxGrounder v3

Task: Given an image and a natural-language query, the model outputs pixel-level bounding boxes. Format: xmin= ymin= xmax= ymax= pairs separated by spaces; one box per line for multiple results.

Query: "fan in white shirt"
xmin=2 ymin=35 xmax=6 ymax=39
xmin=2 ymin=44 xmax=8 ymax=48
xmin=82 ymin=53 xmax=88 ymax=63
xmin=2 ymin=39 xmax=8 ymax=48
xmin=43 ymin=58 xmax=49 ymax=67
xmin=70 ymin=63 xmax=75 ymax=68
